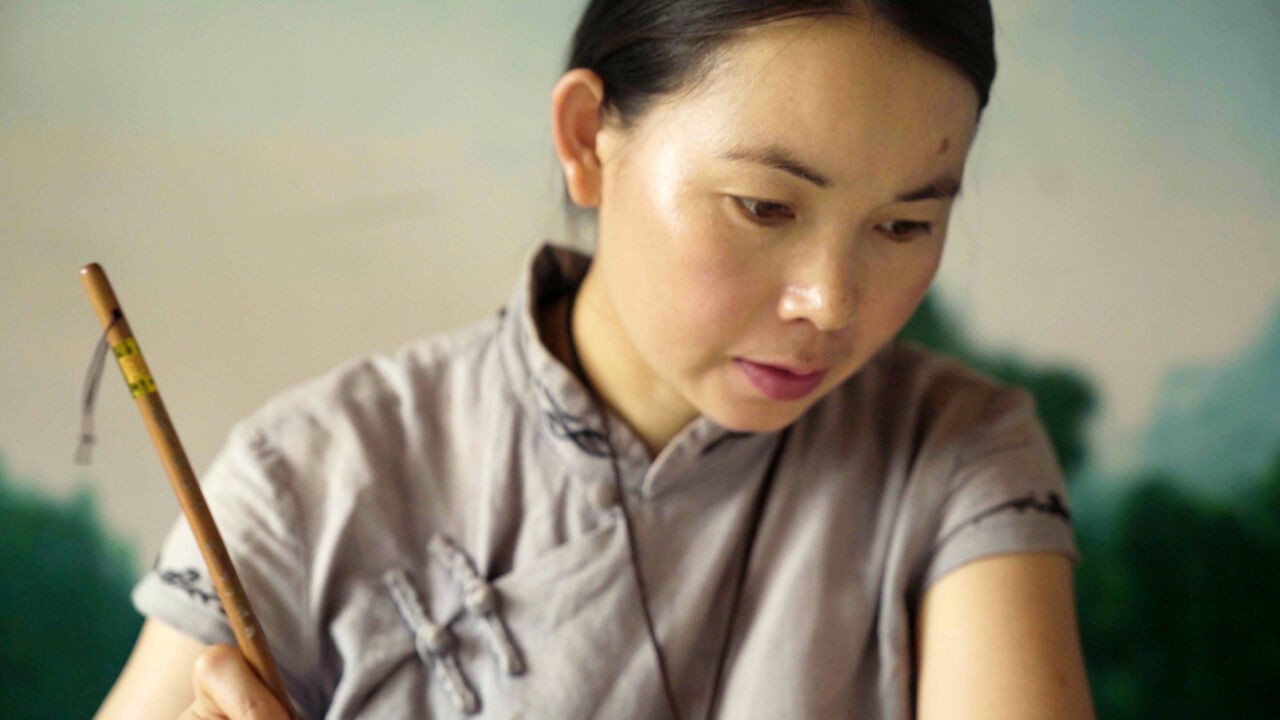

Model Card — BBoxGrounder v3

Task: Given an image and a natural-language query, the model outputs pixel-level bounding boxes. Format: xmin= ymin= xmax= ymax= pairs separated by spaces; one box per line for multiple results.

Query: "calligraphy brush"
xmin=79 ymin=263 xmax=297 ymax=718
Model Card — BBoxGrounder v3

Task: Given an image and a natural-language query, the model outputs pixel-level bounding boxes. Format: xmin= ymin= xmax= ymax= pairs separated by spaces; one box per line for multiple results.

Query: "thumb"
xmin=184 ymin=644 xmax=292 ymax=720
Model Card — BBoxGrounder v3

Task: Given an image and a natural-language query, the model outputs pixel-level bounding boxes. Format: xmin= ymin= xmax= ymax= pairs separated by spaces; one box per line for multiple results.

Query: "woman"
xmin=98 ymin=1 xmax=1094 ymax=717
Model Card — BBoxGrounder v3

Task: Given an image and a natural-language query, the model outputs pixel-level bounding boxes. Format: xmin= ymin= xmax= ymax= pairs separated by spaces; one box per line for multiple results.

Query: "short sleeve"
xmin=131 ymin=419 xmax=320 ymax=709
xmin=919 ymin=386 xmax=1079 ymax=591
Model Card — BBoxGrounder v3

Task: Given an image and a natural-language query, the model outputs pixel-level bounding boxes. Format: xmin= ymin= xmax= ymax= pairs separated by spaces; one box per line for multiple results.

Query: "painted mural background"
xmin=2 ymin=0 xmax=1278 ymax=716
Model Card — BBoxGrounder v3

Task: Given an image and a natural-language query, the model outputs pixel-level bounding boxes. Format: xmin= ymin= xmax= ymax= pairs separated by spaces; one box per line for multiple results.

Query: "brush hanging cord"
xmin=75 ymin=309 xmax=122 ymax=465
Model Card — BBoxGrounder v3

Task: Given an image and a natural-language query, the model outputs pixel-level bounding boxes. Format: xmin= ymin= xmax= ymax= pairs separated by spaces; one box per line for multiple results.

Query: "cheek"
xmin=603 ymin=140 xmax=773 ymax=371
xmin=898 ymin=255 xmax=940 ymax=314
xmin=648 ymin=219 xmax=762 ymax=358
xmin=614 ymin=196 xmax=765 ymax=368
xmin=679 ymin=263 xmax=756 ymax=350
xmin=863 ymin=247 xmax=942 ymax=337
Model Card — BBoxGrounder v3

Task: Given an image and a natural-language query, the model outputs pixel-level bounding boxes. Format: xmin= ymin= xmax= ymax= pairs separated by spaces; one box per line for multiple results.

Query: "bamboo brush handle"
xmin=79 ymin=263 xmax=297 ymax=718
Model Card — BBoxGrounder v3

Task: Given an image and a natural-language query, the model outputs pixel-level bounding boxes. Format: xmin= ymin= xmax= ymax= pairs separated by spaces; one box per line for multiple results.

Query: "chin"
xmin=705 ymin=400 xmax=811 ymax=435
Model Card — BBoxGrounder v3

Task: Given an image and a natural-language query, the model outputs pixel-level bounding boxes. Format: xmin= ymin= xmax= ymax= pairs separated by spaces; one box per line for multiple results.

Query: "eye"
xmin=876 ymin=219 xmax=933 ymax=243
xmin=735 ymin=196 xmax=795 ymax=224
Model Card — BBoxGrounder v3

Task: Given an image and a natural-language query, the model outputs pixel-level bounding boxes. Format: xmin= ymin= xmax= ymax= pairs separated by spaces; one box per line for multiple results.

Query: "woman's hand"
xmin=96 ymin=619 xmax=292 ymax=720
xmin=179 ymin=645 xmax=291 ymax=720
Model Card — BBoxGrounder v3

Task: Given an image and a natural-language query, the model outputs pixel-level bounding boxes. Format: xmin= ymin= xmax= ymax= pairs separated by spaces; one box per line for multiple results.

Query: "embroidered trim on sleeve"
xmin=937 ymin=491 xmax=1072 ymax=548
xmin=157 ymin=567 xmax=226 ymax=616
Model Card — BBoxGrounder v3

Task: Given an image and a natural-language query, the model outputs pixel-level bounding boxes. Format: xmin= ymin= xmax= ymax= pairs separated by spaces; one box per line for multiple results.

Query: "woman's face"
xmin=585 ymin=16 xmax=980 ymax=435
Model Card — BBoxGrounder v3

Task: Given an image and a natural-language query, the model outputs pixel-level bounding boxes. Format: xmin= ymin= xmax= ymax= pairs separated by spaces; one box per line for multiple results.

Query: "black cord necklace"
xmin=561 ymin=287 xmax=791 ymax=720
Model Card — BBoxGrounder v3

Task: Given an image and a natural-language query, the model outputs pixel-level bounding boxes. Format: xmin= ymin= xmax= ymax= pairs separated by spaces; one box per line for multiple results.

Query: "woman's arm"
xmin=915 ymin=552 xmax=1095 ymax=720
xmin=96 ymin=618 xmax=289 ymax=720
xmin=96 ymin=619 xmax=202 ymax=719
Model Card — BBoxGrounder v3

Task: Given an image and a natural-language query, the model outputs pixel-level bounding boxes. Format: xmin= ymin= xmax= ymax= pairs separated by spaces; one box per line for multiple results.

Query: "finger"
xmin=191 ymin=645 xmax=291 ymax=720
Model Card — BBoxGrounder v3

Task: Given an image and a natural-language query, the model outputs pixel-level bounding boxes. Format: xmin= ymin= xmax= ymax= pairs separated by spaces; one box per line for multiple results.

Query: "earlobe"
xmin=550 ymin=69 xmax=608 ymax=208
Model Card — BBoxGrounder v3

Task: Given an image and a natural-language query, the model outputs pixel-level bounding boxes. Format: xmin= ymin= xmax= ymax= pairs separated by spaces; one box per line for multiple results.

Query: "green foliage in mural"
xmin=1076 ymin=448 xmax=1280 ymax=718
xmin=0 ymin=459 xmax=141 ymax=718
xmin=900 ymin=295 xmax=1097 ymax=476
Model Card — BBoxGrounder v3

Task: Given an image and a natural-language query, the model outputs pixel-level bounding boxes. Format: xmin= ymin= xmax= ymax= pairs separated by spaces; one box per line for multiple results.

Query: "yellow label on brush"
xmin=112 ymin=337 xmax=157 ymax=397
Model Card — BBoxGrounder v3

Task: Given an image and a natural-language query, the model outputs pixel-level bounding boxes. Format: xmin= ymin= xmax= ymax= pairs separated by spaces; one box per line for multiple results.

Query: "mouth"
xmin=733 ymin=358 xmax=829 ymax=402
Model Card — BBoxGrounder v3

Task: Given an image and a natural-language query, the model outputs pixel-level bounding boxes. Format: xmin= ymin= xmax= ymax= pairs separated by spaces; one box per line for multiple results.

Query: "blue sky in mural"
xmin=0 ymin=0 xmax=1277 ymax=557
xmin=1140 ymin=301 xmax=1280 ymax=491
xmin=943 ymin=0 xmax=1280 ymax=473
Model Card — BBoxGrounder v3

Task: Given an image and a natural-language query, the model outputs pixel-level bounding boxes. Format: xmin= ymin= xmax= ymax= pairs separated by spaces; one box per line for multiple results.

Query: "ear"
xmin=550 ymin=68 xmax=609 ymax=209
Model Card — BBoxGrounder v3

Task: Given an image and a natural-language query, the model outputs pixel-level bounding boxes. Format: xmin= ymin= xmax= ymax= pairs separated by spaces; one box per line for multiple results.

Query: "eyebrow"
xmin=717 ymin=142 xmax=962 ymax=202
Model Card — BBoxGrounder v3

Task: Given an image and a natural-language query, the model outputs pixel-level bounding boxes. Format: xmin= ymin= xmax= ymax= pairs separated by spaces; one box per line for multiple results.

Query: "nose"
xmin=777 ymin=240 xmax=858 ymax=333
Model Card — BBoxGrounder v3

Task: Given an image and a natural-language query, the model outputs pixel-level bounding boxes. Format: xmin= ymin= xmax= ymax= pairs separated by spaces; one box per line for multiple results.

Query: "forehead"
xmin=648 ymin=16 xmax=980 ymax=189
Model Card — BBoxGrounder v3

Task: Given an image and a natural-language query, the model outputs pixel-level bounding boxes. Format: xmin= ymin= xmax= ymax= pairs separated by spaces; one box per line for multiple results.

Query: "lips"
xmin=734 ymin=359 xmax=828 ymax=401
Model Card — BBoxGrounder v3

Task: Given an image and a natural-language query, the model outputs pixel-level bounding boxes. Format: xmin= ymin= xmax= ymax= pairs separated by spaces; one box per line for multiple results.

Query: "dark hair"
xmin=566 ymin=0 xmax=995 ymax=123
xmin=559 ymin=1 xmax=994 ymax=219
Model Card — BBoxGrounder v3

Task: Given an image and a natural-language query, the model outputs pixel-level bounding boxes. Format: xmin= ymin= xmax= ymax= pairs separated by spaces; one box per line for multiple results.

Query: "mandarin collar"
xmin=495 ymin=242 xmax=766 ymax=493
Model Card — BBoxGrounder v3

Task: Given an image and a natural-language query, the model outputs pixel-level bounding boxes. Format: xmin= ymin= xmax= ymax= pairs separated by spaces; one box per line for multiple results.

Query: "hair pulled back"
xmin=565 ymin=0 xmax=996 ymax=129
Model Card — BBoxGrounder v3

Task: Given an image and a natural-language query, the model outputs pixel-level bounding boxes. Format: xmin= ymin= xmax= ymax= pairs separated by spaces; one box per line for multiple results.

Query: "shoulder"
xmin=201 ymin=310 xmax=518 ymax=554
xmin=240 ymin=311 xmax=509 ymax=468
xmin=796 ymin=341 xmax=1072 ymax=562
xmin=809 ymin=339 xmax=1041 ymax=463
xmin=844 ymin=344 xmax=1076 ymax=590
xmin=875 ymin=340 xmax=1031 ymax=420
xmin=255 ymin=311 xmax=505 ymax=426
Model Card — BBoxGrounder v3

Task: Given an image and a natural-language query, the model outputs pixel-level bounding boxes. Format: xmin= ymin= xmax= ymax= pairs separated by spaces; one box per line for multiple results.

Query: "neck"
xmin=556 ymin=265 xmax=697 ymax=458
